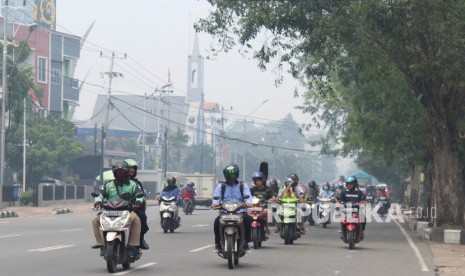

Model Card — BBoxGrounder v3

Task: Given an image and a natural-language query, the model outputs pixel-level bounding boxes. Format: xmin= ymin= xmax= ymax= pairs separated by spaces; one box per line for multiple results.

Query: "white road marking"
xmin=0 ymin=234 xmax=21 ymax=239
xmin=28 ymin=244 xmax=75 ymax=252
xmin=190 ymin=244 xmax=214 ymax=252
xmin=394 ymin=220 xmax=429 ymax=272
xmin=0 ymin=221 xmax=10 ymax=224
xmin=59 ymin=228 xmax=81 ymax=232
xmin=112 ymin=262 xmax=157 ymax=275
xmin=192 ymin=224 xmax=209 ymax=228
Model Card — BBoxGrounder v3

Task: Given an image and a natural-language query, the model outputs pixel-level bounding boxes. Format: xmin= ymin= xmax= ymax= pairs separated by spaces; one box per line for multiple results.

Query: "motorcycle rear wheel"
xmin=106 ymin=240 xmax=119 ymax=273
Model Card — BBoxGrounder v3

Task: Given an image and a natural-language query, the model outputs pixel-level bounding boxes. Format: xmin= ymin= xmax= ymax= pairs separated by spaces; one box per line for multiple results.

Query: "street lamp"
xmin=242 ymin=99 xmax=269 ymax=182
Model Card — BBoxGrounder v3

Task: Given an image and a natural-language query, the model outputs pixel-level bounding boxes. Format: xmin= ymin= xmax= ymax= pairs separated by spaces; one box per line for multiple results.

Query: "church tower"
xmin=186 ymin=33 xmax=205 ymax=146
xmin=187 ymin=34 xmax=204 ymax=103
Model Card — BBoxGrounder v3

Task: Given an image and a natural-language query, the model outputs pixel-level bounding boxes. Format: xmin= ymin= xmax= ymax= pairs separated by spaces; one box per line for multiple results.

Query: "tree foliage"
xmin=197 ymin=0 xmax=465 ymax=225
xmin=8 ymin=115 xmax=84 ymax=188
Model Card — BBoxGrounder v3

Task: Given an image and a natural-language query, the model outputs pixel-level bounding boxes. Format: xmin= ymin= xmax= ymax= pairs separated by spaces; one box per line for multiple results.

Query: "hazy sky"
xmin=56 ymin=0 xmax=310 ymax=129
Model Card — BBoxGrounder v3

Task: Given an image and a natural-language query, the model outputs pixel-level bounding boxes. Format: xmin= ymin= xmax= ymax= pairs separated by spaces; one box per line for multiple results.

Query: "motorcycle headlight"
xmin=101 ymin=219 xmax=111 ymax=230
xmin=224 ymin=203 xmax=238 ymax=212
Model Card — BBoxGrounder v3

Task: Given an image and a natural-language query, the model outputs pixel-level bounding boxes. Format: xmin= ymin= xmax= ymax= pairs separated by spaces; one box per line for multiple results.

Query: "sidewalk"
xmin=428 ymin=241 xmax=465 ymax=275
xmin=1 ymin=200 xmax=159 ymax=218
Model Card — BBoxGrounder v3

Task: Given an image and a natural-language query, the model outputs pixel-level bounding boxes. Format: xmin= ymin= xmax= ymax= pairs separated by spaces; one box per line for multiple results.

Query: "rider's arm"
xmin=242 ymin=184 xmax=253 ymax=207
xmin=211 ymin=183 xmax=222 ymax=208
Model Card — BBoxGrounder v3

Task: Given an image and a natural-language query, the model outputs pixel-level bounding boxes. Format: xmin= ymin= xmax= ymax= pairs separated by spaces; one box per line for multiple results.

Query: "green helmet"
xmin=223 ymin=163 xmax=239 ymax=182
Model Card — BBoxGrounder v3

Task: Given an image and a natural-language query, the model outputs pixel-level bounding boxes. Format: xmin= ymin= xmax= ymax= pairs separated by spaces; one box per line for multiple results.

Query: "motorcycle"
xmin=91 ymin=192 xmax=144 ymax=273
xmin=317 ymin=197 xmax=334 ymax=228
xmin=248 ymin=196 xmax=267 ymax=249
xmin=213 ymin=195 xmax=249 ymax=270
xmin=183 ymin=197 xmax=194 ymax=215
xmin=278 ymin=196 xmax=301 ymax=245
xmin=376 ymin=196 xmax=389 ymax=217
xmin=159 ymin=195 xmax=180 ymax=233
xmin=341 ymin=202 xmax=363 ymax=250
xmin=307 ymin=199 xmax=317 ymax=226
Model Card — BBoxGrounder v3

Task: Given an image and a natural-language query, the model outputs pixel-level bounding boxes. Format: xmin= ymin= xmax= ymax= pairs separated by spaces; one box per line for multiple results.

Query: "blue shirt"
xmin=319 ymin=189 xmax=334 ymax=199
xmin=161 ymin=187 xmax=180 ymax=198
xmin=212 ymin=182 xmax=253 ymax=208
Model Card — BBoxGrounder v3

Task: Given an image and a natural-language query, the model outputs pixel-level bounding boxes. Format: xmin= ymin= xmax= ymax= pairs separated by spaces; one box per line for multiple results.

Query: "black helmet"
xmin=270 ymin=178 xmax=278 ymax=186
xmin=167 ymin=176 xmax=176 ymax=186
xmin=288 ymin=173 xmax=299 ymax=183
xmin=308 ymin=180 xmax=317 ymax=188
xmin=252 ymin=171 xmax=264 ymax=181
xmin=112 ymin=162 xmax=129 ymax=183
xmin=223 ymin=163 xmax=239 ymax=182
xmin=187 ymin=182 xmax=195 ymax=187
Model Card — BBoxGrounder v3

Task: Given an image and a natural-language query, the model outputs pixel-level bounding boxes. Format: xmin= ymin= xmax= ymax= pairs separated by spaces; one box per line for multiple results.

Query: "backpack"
xmin=221 ymin=182 xmax=244 ymax=201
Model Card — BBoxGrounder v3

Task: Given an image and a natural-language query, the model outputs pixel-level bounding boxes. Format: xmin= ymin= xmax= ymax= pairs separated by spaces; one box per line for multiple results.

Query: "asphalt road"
xmin=0 ymin=206 xmax=435 ymax=276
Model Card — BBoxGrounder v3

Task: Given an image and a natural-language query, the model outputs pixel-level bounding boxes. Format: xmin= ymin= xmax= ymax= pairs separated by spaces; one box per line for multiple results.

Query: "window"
xmin=51 ymin=69 xmax=61 ymax=84
xmin=37 ymin=57 xmax=47 ymax=83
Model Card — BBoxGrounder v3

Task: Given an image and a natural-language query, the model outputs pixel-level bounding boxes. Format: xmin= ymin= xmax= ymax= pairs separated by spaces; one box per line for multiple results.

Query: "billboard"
xmin=3 ymin=0 xmax=56 ymax=30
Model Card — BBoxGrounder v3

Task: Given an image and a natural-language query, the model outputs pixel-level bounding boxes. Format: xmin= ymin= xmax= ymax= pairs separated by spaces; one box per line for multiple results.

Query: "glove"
xmin=94 ymin=201 xmax=103 ymax=209
xmin=133 ymin=201 xmax=141 ymax=209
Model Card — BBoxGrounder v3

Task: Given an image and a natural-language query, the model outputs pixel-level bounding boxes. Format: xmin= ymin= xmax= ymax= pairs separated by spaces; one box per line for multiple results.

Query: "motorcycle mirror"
xmin=135 ymin=192 xmax=145 ymax=198
xmin=212 ymin=196 xmax=220 ymax=200
xmin=91 ymin=192 xmax=100 ymax=198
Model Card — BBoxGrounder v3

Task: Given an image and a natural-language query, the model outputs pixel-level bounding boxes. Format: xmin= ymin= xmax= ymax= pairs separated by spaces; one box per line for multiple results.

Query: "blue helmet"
xmin=345 ymin=176 xmax=358 ymax=187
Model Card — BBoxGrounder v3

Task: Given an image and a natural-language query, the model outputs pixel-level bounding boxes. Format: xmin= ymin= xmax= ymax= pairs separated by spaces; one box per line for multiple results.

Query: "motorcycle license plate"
xmin=103 ymin=210 xmax=124 ymax=217
xmin=248 ymin=207 xmax=263 ymax=212
xmin=220 ymin=214 xmax=241 ymax=221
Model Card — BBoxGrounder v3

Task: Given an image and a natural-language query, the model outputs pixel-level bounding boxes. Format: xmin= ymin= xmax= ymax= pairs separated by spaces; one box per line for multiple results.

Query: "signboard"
xmin=4 ymin=0 xmax=56 ymax=30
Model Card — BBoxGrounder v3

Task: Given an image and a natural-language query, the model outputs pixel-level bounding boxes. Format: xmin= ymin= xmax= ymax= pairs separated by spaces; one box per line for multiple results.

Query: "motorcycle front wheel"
xmin=283 ymin=224 xmax=291 ymax=245
xmin=252 ymin=228 xmax=259 ymax=249
xmin=106 ymin=240 xmax=119 ymax=273
xmin=348 ymin=231 xmax=355 ymax=250
xmin=162 ymin=218 xmax=169 ymax=234
xmin=227 ymin=235 xmax=235 ymax=269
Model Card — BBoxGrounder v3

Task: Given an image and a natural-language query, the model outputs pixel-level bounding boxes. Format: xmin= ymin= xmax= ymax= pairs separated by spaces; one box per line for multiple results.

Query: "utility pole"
xmin=99 ymin=51 xmax=124 ymax=179
xmin=266 ymin=130 xmax=281 ymax=177
xmin=0 ymin=0 xmax=9 ymax=192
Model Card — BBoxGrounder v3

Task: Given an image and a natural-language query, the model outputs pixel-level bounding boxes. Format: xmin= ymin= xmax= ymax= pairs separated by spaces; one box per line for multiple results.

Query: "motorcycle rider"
xmin=270 ymin=178 xmax=280 ymax=196
xmin=159 ymin=176 xmax=181 ymax=223
xmin=277 ymin=174 xmax=308 ymax=233
xmin=250 ymin=171 xmax=274 ymax=238
xmin=124 ymin=159 xmax=150 ymax=250
xmin=212 ymin=164 xmax=253 ymax=253
xmin=338 ymin=176 xmax=367 ymax=239
xmin=319 ymin=182 xmax=334 ymax=199
xmin=181 ymin=182 xmax=196 ymax=207
xmin=92 ymin=162 xmax=144 ymax=257
xmin=376 ymin=184 xmax=391 ymax=209
xmin=308 ymin=180 xmax=319 ymax=201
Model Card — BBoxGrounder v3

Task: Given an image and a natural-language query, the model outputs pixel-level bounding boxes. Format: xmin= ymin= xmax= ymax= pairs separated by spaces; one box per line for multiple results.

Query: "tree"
xmin=7 ymin=115 xmax=84 ymax=188
xmin=197 ymin=0 xmax=465 ymax=226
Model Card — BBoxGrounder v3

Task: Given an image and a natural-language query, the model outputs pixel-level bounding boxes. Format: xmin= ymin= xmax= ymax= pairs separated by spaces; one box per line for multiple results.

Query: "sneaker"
xmin=91 ymin=244 xmax=103 ymax=249
xmin=243 ymin=243 xmax=251 ymax=253
xmin=360 ymin=232 xmax=365 ymax=240
xmin=140 ymin=240 xmax=149 ymax=250
xmin=338 ymin=231 xmax=343 ymax=239
xmin=213 ymin=244 xmax=221 ymax=253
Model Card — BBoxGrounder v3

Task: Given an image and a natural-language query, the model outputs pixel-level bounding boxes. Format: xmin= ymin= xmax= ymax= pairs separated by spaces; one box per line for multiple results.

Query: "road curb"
xmin=0 ymin=210 xmax=18 ymax=218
